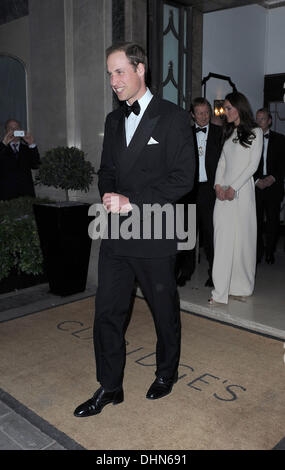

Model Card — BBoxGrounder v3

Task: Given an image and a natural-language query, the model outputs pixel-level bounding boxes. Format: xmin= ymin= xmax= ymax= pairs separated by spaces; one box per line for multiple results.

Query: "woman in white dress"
xmin=209 ymin=92 xmax=263 ymax=305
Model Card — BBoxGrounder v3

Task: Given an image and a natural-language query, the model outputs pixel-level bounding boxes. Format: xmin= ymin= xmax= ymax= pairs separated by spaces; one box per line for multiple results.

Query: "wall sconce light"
xmin=214 ymin=100 xmax=225 ymax=118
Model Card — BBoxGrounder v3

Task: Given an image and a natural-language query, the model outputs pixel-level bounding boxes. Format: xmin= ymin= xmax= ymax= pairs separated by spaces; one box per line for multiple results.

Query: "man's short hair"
xmin=191 ymin=97 xmax=212 ymax=115
xmin=256 ymin=107 xmax=272 ymax=121
xmin=106 ymin=42 xmax=148 ymax=74
xmin=5 ymin=118 xmax=20 ymax=130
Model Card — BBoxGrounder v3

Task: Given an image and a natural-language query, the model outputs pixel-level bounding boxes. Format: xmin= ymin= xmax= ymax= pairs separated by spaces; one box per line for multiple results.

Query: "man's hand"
xmin=256 ymin=176 xmax=275 ymax=190
xmin=23 ymin=133 xmax=35 ymax=146
xmin=102 ymin=193 xmax=132 ymax=214
xmin=256 ymin=179 xmax=266 ymax=190
xmin=2 ymin=130 xmax=14 ymax=146
xmin=263 ymin=175 xmax=275 ymax=188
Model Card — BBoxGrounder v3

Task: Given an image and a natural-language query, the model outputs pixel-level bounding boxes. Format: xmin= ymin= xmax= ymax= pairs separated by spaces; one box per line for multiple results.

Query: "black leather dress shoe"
xmin=74 ymin=387 xmax=124 ymax=417
xmin=266 ymin=254 xmax=275 ymax=264
xmin=205 ymin=277 xmax=214 ymax=287
xmin=146 ymin=372 xmax=178 ymax=400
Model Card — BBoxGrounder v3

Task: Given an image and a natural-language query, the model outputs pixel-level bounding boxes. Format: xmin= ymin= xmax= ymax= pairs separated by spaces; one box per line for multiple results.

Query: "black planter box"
xmin=33 ymin=202 xmax=92 ymax=296
xmin=0 ymin=270 xmax=47 ymax=295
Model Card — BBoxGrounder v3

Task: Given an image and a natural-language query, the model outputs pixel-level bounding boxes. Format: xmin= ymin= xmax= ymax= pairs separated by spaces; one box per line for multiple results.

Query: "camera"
xmin=14 ymin=130 xmax=25 ymax=137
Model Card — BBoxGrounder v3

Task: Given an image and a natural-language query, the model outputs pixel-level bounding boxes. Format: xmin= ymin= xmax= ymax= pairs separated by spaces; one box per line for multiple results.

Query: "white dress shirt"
xmin=263 ymin=132 xmax=269 ymax=175
xmin=10 ymin=141 xmax=37 ymax=152
xmin=125 ymin=88 xmax=153 ymax=147
xmin=11 ymin=142 xmax=20 ymax=153
xmin=195 ymin=123 xmax=209 ymax=182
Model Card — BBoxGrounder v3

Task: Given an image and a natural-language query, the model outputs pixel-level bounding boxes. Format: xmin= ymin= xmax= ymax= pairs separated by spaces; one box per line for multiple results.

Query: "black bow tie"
xmin=123 ymin=100 xmax=140 ymax=118
xmin=264 ymin=134 xmax=269 ymax=139
xmin=195 ymin=127 xmax=207 ymax=133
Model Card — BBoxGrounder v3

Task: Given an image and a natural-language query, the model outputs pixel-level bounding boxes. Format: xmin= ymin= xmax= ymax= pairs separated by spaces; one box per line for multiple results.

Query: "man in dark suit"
xmin=0 ymin=119 xmax=40 ymax=200
xmin=74 ymin=42 xmax=195 ymax=417
xmin=255 ymin=108 xmax=285 ymax=264
xmin=176 ymin=97 xmax=223 ymax=287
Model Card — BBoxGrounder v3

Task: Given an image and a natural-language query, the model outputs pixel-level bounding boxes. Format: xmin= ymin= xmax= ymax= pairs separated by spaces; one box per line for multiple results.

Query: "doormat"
xmin=0 ymin=297 xmax=284 ymax=450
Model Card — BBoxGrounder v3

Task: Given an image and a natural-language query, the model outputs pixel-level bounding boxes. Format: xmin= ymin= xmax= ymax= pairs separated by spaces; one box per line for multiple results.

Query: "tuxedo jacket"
xmin=192 ymin=123 xmax=223 ymax=194
xmin=0 ymin=141 xmax=40 ymax=200
xmin=98 ymin=96 xmax=195 ymax=258
xmin=254 ymin=129 xmax=285 ymax=199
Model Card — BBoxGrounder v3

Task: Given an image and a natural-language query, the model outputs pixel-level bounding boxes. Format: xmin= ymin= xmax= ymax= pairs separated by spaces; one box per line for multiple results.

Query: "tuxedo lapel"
xmin=192 ymin=126 xmax=199 ymax=156
xmin=206 ymin=125 xmax=214 ymax=155
xmin=191 ymin=126 xmax=199 ymax=178
xmin=118 ymin=97 xmax=160 ymax=174
xmin=115 ymin=112 xmax=127 ymax=152
xmin=205 ymin=124 xmax=215 ymax=172
xmin=127 ymin=107 xmax=159 ymax=154
xmin=9 ymin=143 xmax=20 ymax=162
xmin=267 ymin=131 xmax=273 ymax=162
xmin=258 ymin=131 xmax=271 ymax=175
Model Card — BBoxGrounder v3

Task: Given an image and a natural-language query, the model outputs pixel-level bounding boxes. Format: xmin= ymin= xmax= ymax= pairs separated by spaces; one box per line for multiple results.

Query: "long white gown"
xmin=211 ymin=127 xmax=263 ymax=304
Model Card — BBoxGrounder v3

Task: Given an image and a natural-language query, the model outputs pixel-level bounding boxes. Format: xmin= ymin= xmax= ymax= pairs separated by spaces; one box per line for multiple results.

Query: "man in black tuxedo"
xmin=0 ymin=119 xmax=40 ymax=200
xmin=255 ymin=108 xmax=285 ymax=264
xmin=176 ymin=97 xmax=222 ymax=287
xmin=74 ymin=43 xmax=195 ymax=417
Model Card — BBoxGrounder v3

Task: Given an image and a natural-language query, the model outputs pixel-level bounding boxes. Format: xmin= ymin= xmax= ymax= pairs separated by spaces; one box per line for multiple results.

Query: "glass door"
xmin=148 ymin=0 xmax=192 ymax=110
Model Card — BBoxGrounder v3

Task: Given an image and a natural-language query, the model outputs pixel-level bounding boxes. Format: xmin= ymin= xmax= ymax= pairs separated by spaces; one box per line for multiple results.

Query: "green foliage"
xmin=35 ymin=146 xmax=95 ymax=200
xmin=0 ymin=196 xmax=49 ymax=219
xmin=0 ymin=197 xmax=50 ymax=281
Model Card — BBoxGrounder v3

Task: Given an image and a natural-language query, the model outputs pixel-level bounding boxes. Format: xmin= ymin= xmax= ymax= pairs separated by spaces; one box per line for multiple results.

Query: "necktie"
xmin=195 ymin=127 xmax=207 ymax=133
xmin=123 ymin=100 xmax=140 ymax=118
xmin=264 ymin=134 xmax=269 ymax=139
xmin=12 ymin=143 xmax=19 ymax=159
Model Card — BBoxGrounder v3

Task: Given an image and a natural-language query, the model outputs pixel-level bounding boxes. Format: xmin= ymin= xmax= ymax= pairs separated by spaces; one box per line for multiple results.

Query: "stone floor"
xmin=0 ymin=236 xmax=284 ymax=450
xmin=178 ymin=242 xmax=285 ymax=341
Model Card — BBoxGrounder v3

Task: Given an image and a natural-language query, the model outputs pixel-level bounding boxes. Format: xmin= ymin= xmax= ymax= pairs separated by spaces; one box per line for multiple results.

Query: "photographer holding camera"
xmin=0 ymin=119 xmax=40 ymax=200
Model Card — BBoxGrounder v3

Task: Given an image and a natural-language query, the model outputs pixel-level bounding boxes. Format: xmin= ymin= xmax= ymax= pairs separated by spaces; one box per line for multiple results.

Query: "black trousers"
xmin=256 ymin=185 xmax=282 ymax=259
xmin=94 ymin=246 xmax=181 ymax=391
xmin=176 ymin=182 xmax=215 ymax=278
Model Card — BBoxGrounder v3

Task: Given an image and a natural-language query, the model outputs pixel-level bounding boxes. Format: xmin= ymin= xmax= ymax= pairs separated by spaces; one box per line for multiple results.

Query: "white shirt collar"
xmin=10 ymin=141 xmax=20 ymax=149
xmin=127 ymin=88 xmax=153 ymax=116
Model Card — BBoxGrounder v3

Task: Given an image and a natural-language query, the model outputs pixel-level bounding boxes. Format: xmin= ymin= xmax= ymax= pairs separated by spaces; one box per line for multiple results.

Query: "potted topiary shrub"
xmin=0 ymin=196 xmax=49 ymax=294
xmin=33 ymin=146 xmax=96 ymax=296
xmin=35 ymin=146 xmax=95 ymax=202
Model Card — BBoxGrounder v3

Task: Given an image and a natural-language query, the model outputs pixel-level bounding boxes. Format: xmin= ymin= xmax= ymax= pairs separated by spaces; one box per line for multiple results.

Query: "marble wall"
xmin=28 ymin=0 xmax=112 ymax=203
xmin=71 ymin=0 xmax=112 ymax=202
xmin=125 ymin=0 xmax=147 ymax=48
